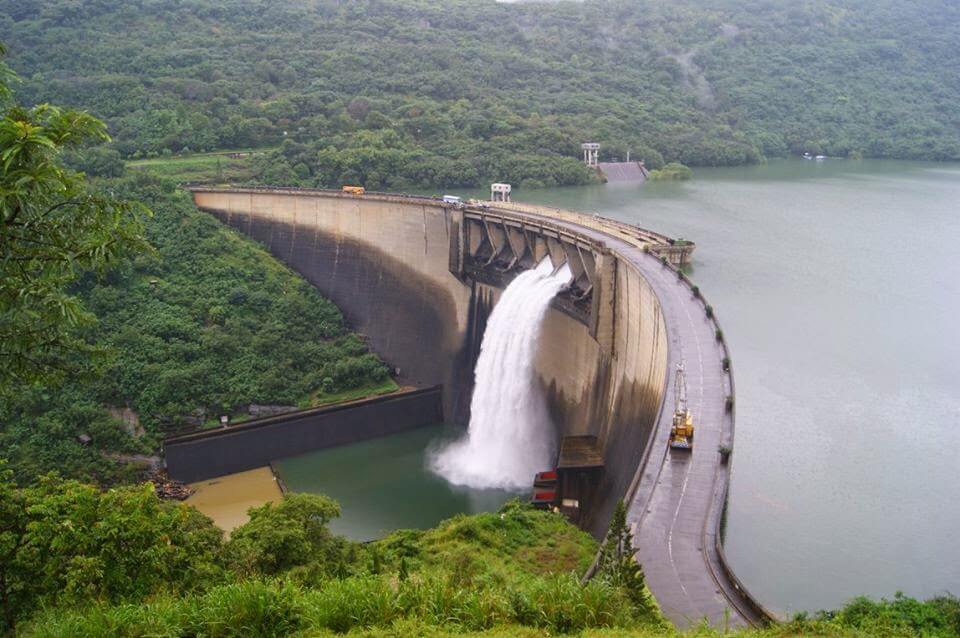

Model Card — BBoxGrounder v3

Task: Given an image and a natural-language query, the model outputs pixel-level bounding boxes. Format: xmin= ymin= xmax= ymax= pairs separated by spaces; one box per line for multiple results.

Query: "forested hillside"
xmin=0 ymin=174 xmax=394 ymax=485
xmin=1 ymin=0 xmax=958 ymax=190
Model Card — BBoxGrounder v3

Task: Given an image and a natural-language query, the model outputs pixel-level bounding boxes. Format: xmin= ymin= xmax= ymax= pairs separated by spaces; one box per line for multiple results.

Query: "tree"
xmin=225 ymin=492 xmax=342 ymax=576
xmin=64 ymin=145 xmax=126 ymax=177
xmin=600 ymin=500 xmax=654 ymax=616
xmin=0 ymin=468 xmax=224 ymax=632
xmin=0 ymin=44 xmax=149 ymax=388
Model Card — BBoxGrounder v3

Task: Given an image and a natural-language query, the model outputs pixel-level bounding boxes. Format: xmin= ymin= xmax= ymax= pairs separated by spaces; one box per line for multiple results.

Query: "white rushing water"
xmin=431 ymin=258 xmax=572 ymax=489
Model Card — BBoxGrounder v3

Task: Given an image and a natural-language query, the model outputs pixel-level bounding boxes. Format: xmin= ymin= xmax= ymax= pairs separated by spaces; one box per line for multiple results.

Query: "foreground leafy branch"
xmin=0 ymin=48 xmax=150 ymax=388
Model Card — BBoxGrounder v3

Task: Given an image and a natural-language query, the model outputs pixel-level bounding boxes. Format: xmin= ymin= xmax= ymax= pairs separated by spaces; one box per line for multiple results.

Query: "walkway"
xmin=598 ymin=161 xmax=648 ymax=182
xmin=511 ymin=208 xmax=765 ymax=629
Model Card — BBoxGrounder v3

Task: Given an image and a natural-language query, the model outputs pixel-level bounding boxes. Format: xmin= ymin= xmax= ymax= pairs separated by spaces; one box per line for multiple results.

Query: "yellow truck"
xmin=342 ymin=185 xmax=365 ymax=195
xmin=670 ymin=408 xmax=695 ymax=450
xmin=669 ymin=363 xmax=695 ymax=450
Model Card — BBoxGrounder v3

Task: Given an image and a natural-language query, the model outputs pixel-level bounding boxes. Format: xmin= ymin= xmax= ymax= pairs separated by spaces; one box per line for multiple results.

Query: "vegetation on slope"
xmin=0 ymin=45 xmax=147 ymax=389
xmin=6 ymin=473 xmax=959 ymax=637
xmin=1 ymin=473 xmax=633 ymax=634
xmin=0 ymin=49 xmax=393 ymax=486
xmin=0 ymin=173 xmax=395 ymax=485
xmin=1 ymin=0 xmax=957 ymax=192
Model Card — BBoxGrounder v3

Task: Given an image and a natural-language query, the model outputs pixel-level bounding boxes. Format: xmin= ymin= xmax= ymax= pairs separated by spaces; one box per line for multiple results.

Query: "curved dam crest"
xmin=189 ymin=186 xmax=766 ymax=628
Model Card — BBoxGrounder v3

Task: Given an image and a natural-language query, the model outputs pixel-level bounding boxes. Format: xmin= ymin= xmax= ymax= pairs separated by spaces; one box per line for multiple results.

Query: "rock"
xmin=247 ymin=404 xmax=298 ymax=418
xmin=108 ymin=406 xmax=145 ymax=438
xmin=150 ymin=470 xmax=194 ymax=501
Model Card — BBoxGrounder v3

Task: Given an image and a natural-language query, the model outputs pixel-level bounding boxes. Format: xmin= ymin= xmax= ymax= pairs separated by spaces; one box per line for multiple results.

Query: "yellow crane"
xmin=669 ymin=362 xmax=695 ymax=450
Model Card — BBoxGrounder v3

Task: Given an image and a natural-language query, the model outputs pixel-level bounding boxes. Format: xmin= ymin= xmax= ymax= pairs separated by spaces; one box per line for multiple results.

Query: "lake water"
xmin=272 ymin=425 xmax=522 ymax=541
xmin=482 ymin=159 xmax=960 ymax=614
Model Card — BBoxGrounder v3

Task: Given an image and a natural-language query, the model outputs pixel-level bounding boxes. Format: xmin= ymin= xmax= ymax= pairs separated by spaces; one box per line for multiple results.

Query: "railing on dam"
xmin=184 ymin=184 xmax=694 ymax=265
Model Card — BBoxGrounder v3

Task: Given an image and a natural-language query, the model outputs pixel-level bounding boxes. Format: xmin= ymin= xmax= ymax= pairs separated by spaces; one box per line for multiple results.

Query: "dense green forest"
xmin=1 ymin=0 xmax=958 ymax=190
xmin=1 ymin=19 xmax=392 ymax=488
xmin=0 ymin=174 xmax=394 ymax=485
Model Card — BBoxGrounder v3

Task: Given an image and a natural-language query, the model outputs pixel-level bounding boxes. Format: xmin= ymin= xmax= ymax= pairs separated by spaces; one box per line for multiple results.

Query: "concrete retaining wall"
xmin=164 ymin=387 xmax=443 ymax=483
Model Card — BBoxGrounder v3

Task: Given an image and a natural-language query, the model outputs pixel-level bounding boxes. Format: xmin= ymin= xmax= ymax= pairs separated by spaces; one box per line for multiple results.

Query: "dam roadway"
xmin=188 ymin=187 xmax=771 ymax=629
xmin=490 ymin=204 xmax=768 ymax=628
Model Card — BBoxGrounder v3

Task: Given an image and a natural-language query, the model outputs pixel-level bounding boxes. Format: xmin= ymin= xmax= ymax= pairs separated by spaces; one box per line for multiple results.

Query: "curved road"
xmin=620 ymin=245 xmax=760 ymax=629
xmin=510 ymin=207 xmax=765 ymax=629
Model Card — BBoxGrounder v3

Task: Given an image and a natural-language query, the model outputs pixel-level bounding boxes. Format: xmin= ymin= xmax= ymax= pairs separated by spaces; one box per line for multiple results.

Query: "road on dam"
xmin=510 ymin=207 xmax=766 ymax=628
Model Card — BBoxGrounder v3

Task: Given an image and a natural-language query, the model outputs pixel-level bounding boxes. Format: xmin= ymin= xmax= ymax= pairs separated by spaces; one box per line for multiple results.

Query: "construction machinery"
xmin=669 ymin=362 xmax=695 ymax=450
xmin=342 ymin=185 xmax=365 ymax=195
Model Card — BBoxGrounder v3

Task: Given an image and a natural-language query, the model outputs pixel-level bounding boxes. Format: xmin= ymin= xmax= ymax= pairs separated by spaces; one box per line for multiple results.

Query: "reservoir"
xmin=472 ymin=159 xmax=960 ymax=614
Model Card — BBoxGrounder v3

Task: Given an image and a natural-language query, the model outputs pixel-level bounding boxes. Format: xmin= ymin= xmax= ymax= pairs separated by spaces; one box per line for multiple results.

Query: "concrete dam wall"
xmin=191 ymin=187 xmax=670 ymax=533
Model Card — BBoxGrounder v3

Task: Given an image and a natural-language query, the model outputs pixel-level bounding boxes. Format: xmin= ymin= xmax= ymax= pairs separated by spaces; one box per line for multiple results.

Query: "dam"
xmin=187 ymin=185 xmax=766 ymax=627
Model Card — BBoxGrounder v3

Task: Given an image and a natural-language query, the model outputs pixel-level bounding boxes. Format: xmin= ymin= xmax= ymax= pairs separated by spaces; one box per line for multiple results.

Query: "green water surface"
xmin=272 ymin=425 xmax=522 ymax=541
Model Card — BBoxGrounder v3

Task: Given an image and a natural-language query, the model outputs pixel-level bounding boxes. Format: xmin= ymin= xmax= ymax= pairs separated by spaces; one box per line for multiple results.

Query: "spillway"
xmin=430 ymin=259 xmax=572 ymax=489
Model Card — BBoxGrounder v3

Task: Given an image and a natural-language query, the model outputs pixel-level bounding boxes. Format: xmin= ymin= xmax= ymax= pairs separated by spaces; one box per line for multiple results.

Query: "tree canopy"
xmin=0 ymin=0 xmax=956 ymax=191
xmin=0 ymin=46 xmax=148 ymax=387
xmin=0 ymin=43 xmax=392 ymax=486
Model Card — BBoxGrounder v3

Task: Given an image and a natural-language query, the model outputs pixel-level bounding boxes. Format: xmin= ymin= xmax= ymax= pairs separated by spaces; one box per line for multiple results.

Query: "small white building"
xmin=491 ymin=183 xmax=512 ymax=202
xmin=581 ymin=142 xmax=600 ymax=167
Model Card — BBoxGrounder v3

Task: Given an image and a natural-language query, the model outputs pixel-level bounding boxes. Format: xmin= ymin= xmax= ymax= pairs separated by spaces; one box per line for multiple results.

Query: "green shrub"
xmin=0 ymin=474 xmax=224 ymax=633
xmin=828 ymin=592 xmax=960 ymax=636
xmin=226 ymin=493 xmax=342 ymax=576
xmin=648 ymin=162 xmax=693 ymax=181
xmin=300 ymin=576 xmax=399 ymax=632
xmin=185 ymin=581 xmax=303 ymax=637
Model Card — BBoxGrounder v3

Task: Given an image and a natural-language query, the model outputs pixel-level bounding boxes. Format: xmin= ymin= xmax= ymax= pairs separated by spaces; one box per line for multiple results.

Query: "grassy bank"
xmin=127 ymin=148 xmax=275 ymax=184
xmin=6 ymin=473 xmax=959 ymax=637
xmin=21 ymin=580 xmax=960 ymax=637
xmin=306 ymin=379 xmax=401 ymax=409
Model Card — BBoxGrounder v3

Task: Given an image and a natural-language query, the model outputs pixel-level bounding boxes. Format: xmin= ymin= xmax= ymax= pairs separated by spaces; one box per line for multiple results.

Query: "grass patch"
xmin=306 ymin=378 xmax=401 ymax=408
xmin=377 ymin=501 xmax=598 ymax=587
xmin=127 ymin=148 xmax=275 ymax=183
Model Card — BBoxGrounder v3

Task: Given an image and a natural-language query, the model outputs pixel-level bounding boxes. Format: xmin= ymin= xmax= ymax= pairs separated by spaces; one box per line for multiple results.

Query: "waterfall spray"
xmin=431 ymin=258 xmax=572 ymax=489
